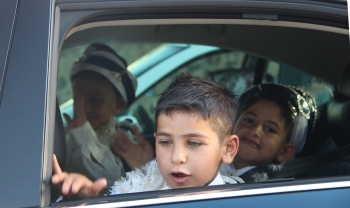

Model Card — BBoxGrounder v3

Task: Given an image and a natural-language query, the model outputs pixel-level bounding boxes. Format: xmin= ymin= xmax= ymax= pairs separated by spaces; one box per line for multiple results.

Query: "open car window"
xmin=51 ymin=1 xmax=350 ymax=207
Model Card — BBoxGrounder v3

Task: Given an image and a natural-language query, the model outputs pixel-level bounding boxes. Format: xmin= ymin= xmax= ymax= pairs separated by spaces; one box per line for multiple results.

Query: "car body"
xmin=1 ymin=0 xmax=350 ymax=207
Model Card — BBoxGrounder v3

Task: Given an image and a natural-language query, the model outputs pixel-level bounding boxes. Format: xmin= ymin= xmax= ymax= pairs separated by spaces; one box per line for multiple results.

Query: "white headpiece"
xmin=70 ymin=43 xmax=137 ymax=107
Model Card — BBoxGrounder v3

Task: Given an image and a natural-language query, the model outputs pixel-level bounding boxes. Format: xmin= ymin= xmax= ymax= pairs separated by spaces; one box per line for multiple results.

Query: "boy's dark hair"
xmin=239 ymin=90 xmax=295 ymax=143
xmin=154 ymin=72 xmax=239 ymax=141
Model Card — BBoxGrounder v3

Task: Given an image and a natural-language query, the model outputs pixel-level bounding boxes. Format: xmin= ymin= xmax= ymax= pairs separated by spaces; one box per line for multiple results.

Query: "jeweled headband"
xmin=239 ymin=83 xmax=317 ymax=155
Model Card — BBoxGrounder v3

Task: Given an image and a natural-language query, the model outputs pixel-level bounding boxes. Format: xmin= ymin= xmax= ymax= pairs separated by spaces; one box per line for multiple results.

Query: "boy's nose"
xmin=171 ymin=144 xmax=187 ymax=165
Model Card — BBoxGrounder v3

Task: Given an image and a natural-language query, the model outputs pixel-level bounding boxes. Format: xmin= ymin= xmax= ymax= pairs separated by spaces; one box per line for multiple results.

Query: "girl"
xmin=221 ymin=83 xmax=317 ymax=182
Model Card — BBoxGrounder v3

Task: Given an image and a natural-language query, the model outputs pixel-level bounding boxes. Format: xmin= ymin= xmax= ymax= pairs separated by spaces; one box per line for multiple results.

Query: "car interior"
xmin=54 ymin=19 xmax=350 ymax=200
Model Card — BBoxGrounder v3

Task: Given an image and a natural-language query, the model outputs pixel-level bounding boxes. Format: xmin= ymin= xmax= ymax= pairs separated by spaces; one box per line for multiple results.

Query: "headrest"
xmin=338 ymin=63 xmax=350 ymax=97
xmin=298 ymin=83 xmax=333 ymax=156
xmin=54 ymin=99 xmax=66 ymax=167
xmin=328 ymin=64 xmax=350 ymax=147
xmin=328 ymin=97 xmax=350 ymax=147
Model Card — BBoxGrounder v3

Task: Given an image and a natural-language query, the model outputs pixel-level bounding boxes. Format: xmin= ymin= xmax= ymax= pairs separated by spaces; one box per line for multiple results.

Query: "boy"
xmin=52 ymin=72 xmax=242 ymax=199
xmin=63 ymin=43 xmax=154 ymax=189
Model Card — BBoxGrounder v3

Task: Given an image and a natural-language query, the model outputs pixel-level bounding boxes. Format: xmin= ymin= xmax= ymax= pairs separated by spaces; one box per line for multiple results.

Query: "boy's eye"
xmin=187 ymin=141 xmax=201 ymax=148
xmin=159 ymin=140 xmax=172 ymax=146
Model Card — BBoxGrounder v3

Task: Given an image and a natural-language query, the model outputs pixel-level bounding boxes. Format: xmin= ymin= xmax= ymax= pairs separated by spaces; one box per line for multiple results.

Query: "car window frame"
xmin=49 ymin=0 xmax=350 ymax=206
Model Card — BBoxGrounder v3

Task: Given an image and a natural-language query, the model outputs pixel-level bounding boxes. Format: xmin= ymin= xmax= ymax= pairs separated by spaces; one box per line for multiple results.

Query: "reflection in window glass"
xmin=263 ymin=61 xmax=280 ymax=83
xmin=131 ymin=50 xmax=251 ymax=133
xmin=57 ymin=42 xmax=161 ymax=105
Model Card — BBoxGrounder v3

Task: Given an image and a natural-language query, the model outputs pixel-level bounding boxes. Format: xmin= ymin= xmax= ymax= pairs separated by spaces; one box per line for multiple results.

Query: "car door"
xmin=0 ymin=0 xmax=55 ymax=207
xmin=2 ymin=0 xmax=350 ymax=207
xmin=0 ymin=0 xmax=17 ymax=102
xmin=51 ymin=0 xmax=350 ymax=207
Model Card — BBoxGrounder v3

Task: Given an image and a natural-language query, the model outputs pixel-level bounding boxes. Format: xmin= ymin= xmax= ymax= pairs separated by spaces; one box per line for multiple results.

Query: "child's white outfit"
xmin=220 ymin=163 xmax=255 ymax=177
xmin=56 ymin=159 xmax=244 ymax=202
xmin=220 ymin=162 xmax=284 ymax=183
xmin=110 ymin=159 xmax=244 ymax=194
xmin=64 ymin=117 xmax=128 ymax=187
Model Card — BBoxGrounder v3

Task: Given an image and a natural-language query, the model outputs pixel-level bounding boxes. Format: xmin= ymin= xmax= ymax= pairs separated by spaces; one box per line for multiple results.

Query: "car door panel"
xmin=0 ymin=0 xmax=52 ymax=206
xmin=0 ymin=0 xmax=17 ymax=102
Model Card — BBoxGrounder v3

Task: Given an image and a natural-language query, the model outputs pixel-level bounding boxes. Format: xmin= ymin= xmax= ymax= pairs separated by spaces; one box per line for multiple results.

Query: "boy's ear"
xmin=277 ymin=143 xmax=295 ymax=163
xmin=222 ymin=134 xmax=239 ymax=164
xmin=115 ymin=99 xmax=126 ymax=113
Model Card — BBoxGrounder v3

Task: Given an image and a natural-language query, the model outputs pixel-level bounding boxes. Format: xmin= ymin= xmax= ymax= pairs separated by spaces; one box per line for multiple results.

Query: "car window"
xmin=263 ymin=60 xmax=314 ymax=86
xmin=57 ymin=38 xmax=339 ymax=183
xmin=130 ymin=50 xmax=253 ymax=134
xmin=51 ymin=5 xmax=350 ymax=206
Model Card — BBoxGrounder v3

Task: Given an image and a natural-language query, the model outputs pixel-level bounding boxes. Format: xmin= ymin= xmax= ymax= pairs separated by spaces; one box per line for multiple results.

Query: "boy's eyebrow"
xmin=155 ymin=132 xmax=172 ymax=137
xmin=155 ymin=132 xmax=209 ymax=139
xmin=182 ymin=133 xmax=208 ymax=139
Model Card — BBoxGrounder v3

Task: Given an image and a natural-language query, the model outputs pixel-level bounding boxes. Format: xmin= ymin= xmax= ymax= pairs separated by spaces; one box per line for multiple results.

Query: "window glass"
xmin=263 ymin=61 xmax=280 ymax=83
xmin=130 ymin=50 xmax=253 ymax=134
xmin=54 ymin=22 xmax=345 ymax=208
xmin=57 ymin=42 xmax=161 ymax=105
xmin=262 ymin=60 xmax=316 ymax=86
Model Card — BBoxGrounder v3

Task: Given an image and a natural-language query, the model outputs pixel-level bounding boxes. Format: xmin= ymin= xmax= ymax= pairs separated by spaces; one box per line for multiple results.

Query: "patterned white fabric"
xmin=110 ymin=159 xmax=243 ymax=195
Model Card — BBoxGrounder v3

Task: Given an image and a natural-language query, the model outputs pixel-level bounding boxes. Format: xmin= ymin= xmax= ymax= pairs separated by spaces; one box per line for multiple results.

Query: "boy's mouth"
xmin=241 ymin=138 xmax=260 ymax=149
xmin=170 ymin=171 xmax=190 ymax=184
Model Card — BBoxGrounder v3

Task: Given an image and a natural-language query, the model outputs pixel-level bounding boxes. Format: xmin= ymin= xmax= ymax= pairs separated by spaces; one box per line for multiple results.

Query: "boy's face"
xmin=234 ymin=100 xmax=289 ymax=168
xmin=72 ymin=76 xmax=124 ymax=129
xmin=155 ymin=111 xmax=235 ymax=189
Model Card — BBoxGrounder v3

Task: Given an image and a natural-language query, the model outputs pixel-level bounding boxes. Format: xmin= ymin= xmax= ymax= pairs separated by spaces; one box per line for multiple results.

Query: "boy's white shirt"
xmin=110 ymin=159 xmax=244 ymax=195
xmin=64 ymin=119 xmax=125 ymax=188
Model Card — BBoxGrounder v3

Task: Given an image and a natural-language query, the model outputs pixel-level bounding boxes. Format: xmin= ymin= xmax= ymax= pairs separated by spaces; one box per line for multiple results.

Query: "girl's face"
xmin=72 ymin=76 xmax=124 ymax=129
xmin=234 ymin=100 xmax=288 ymax=168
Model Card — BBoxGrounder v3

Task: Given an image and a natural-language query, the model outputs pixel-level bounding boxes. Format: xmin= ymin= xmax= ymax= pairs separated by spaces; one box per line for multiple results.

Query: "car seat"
xmin=328 ymin=63 xmax=350 ymax=147
xmin=297 ymin=83 xmax=334 ymax=157
xmin=51 ymin=100 xmax=67 ymax=202
xmin=54 ymin=99 xmax=66 ymax=167
xmin=292 ymin=63 xmax=350 ymax=178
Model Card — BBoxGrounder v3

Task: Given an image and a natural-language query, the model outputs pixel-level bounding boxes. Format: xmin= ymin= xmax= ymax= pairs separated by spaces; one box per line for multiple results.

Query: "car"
xmin=1 ymin=0 xmax=350 ymax=207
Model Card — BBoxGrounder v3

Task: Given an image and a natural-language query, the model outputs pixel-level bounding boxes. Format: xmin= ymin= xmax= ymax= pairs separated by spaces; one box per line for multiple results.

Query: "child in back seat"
xmin=63 ymin=43 xmax=154 ymax=189
xmin=220 ymin=83 xmax=318 ymax=182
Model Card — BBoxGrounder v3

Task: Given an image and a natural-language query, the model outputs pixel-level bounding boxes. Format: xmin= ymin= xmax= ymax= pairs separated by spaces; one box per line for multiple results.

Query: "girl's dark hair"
xmin=154 ymin=72 xmax=239 ymax=141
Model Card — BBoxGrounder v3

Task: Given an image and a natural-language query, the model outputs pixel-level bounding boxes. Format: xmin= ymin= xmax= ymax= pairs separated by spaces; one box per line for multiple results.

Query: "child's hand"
xmin=63 ymin=93 xmax=87 ymax=129
xmin=52 ymin=155 xmax=107 ymax=199
xmin=111 ymin=125 xmax=155 ymax=169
